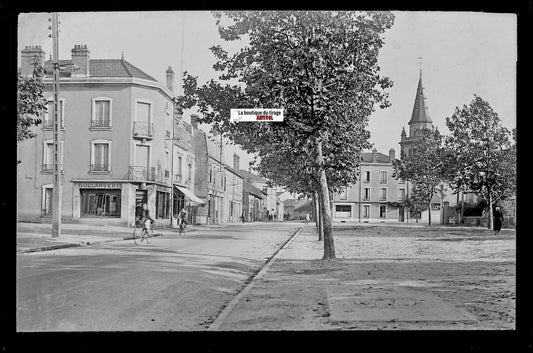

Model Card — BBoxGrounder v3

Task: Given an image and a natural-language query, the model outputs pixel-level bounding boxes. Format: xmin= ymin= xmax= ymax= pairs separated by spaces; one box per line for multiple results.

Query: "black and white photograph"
xmin=15 ymin=9 xmax=518 ymax=335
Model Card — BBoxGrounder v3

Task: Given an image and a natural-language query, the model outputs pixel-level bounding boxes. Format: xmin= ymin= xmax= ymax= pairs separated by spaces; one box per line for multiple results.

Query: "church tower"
xmin=399 ymin=68 xmax=434 ymax=158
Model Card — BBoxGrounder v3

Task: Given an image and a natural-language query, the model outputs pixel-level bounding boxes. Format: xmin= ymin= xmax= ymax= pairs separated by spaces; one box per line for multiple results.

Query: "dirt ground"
xmin=218 ymin=225 xmax=515 ymax=330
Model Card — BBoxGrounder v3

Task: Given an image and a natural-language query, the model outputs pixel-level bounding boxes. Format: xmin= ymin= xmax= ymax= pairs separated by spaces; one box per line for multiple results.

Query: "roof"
xmin=283 ymin=199 xmax=297 ymax=207
xmin=224 ymin=164 xmax=244 ymax=179
xmin=294 ymin=200 xmax=313 ymax=212
xmin=239 ymin=169 xmax=268 ymax=183
xmin=359 ymin=152 xmax=398 ymax=164
xmin=44 ymin=58 xmax=158 ymax=81
xmin=244 ymin=184 xmax=264 ymax=199
xmin=409 ymin=72 xmax=432 ymax=125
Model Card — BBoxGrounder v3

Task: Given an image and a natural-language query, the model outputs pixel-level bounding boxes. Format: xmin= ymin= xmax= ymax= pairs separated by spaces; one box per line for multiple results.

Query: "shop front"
xmin=76 ymin=182 xmax=123 ymax=218
xmin=173 ymin=185 xmax=205 ymax=225
xmin=72 ymin=180 xmax=165 ymax=226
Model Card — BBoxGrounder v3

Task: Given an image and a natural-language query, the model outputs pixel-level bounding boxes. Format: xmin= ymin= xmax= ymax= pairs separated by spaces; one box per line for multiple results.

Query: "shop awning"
xmin=174 ymin=185 xmax=205 ymax=204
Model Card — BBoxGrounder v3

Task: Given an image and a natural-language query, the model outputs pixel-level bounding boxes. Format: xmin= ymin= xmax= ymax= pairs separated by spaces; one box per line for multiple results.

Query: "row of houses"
xmin=16 ymin=44 xmax=285 ymax=227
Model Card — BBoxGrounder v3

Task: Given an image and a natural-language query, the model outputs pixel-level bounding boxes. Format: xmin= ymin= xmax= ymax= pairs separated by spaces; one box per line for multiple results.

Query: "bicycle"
xmin=178 ymin=220 xmax=187 ymax=235
xmin=133 ymin=219 xmax=153 ymax=245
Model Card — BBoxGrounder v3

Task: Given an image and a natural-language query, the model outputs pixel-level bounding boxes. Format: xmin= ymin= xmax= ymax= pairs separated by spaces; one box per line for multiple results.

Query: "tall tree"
xmin=178 ymin=11 xmax=394 ymax=259
xmin=393 ymin=128 xmax=446 ymax=226
xmin=17 ymin=59 xmax=47 ymax=148
xmin=445 ymin=95 xmax=515 ymax=230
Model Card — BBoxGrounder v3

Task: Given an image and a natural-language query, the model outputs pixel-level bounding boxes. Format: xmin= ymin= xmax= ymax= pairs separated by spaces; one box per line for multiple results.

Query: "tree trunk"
xmin=312 ymin=192 xmax=317 ymax=226
xmin=460 ymin=191 xmax=464 ymax=224
xmin=456 ymin=191 xmax=460 ymax=224
xmin=488 ymin=192 xmax=493 ymax=230
xmin=428 ymin=202 xmax=432 ymax=226
xmin=316 ymin=140 xmax=335 ymax=259
xmin=317 ymin=190 xmax=324 ymax=241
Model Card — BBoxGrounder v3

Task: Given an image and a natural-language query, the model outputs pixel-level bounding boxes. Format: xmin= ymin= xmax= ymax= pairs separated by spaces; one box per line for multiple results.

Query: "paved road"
xmin=16 ymin=222 xmax=301 ymax=331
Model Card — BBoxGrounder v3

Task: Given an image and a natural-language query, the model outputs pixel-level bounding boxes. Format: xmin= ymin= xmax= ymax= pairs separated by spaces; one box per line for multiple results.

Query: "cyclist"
xmin=178 ymin=208 xmax=188 ymax=231
xmin=138 ymin=203 xmax=154 ymax=232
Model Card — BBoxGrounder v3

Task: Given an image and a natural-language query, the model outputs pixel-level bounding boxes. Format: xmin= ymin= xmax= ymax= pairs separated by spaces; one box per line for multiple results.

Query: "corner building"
xmin=17 ymin=45 xmax=197 ymax=226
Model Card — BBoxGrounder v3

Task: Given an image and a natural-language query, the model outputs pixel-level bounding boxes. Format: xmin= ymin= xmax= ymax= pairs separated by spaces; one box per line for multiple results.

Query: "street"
xmin=16 ymin=222 xmax=515 ymax=331
xmin=16 ymin=222 xmax=300 ymax=331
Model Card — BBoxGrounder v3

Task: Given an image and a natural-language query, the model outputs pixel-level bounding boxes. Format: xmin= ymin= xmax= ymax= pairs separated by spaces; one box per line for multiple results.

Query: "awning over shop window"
xmin=174 ymin=185 xmax=205 ymax=204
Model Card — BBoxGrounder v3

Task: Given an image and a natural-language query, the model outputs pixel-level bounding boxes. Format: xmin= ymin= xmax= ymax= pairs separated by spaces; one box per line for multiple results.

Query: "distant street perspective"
xmin=16 ymin=10 xmax=516 ymax=334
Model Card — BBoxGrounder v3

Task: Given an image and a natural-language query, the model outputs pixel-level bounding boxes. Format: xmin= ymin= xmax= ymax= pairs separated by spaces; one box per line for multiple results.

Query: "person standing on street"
xmin=493 ymin=206 xmax=504 ymax=235
xmin=305 ymin=213 xmax=310 ymax=224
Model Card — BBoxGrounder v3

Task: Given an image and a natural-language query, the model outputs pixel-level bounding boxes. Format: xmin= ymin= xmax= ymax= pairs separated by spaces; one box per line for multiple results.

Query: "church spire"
xmin=408 ymin=65 xmax=432 ymax=125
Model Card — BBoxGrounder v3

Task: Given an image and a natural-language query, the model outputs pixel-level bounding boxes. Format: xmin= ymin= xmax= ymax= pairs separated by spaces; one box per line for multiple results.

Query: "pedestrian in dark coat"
xmin=493 ymin=206 xmax=503 ymax=235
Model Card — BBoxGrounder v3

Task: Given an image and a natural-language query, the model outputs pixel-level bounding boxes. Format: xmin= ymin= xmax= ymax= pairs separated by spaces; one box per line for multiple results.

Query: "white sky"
xmin=18 ymin=11 xmax=516 ymax=168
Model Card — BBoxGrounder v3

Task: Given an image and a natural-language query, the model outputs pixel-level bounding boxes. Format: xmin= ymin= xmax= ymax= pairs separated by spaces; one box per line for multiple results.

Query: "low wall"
xmin=462 ymin=216 xmax=515 ymax=229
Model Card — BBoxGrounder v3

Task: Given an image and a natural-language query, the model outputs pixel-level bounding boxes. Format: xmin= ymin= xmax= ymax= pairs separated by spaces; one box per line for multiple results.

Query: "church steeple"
xmin=400 ymin=63 xmax=435 ymax=159
xmin=409 ymin=70 xmax=432 ymax=126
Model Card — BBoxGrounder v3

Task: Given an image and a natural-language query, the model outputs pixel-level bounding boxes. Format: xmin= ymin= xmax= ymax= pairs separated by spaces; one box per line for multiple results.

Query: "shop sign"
xmin=78 ymin=182 xmax=122 ymax=189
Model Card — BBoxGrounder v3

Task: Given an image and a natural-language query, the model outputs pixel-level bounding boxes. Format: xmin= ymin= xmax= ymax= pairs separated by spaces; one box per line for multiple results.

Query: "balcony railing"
xmin=42 ymin=120 xmax=64 ymax=129
xmin=42 ymin=164 xmax=64 ymax=173
xmin=126 ymin=166 xmax=156 ymax=181
xmin=91 ymin=120 xmax=111 ymax=128
xmin=133 ymin=121 xmax=154 ymax=139
xmin=42 ymin=164 xmax=54 ymax=172
xmin=90 ymin=164 xmax=111 ymax=172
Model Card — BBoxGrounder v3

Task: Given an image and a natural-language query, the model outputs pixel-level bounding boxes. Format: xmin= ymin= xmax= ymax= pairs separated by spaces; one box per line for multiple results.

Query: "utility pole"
xmin=50 ymin=12 xmax=62 ymax=238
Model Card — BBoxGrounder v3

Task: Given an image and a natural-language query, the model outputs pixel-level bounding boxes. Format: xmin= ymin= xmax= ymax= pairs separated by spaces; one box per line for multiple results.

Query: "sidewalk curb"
xmin=207 ymin=226 xmax=303 ymax=331
xmin=19 ymin=228 xmax=198 ymax=254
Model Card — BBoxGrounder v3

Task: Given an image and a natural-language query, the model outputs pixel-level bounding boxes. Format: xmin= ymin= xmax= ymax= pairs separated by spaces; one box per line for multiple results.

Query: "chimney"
xmin=389 ymin=148 xmax=395 ymax=163
xmin=190 ymin=114 xmax=199 ymax=129
xmin=71 ymin=44 xmax=90 ymax=77
xmin=233 ymin=153 xmax=240 ymax=171
xmin=20 ymin=46 xmax=45 ymax=77
xmin=166 ymin=66 xmax=175 ymax=92
xmin=372 ymin=148 xmax=377 ymax=163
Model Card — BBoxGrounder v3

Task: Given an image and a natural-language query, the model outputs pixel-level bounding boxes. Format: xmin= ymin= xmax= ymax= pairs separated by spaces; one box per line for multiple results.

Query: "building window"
xmin=363 ymin=187 xmax=371 ymax=201
xmin=379 ymin=187 xmax=387 ymax=201
xmin=90 ymin=140 xmax=111 ymax=172
xmin=363 ymin=170 xmax=371 ymax=183
xmin=80 ymin=189 xmax=121 ymax=217
xmin=41 ymin=185 xmax=53 ymax=217
xmin=224 ymin=176 xmax=227 ymax=191
xmin=379 ymin=171 xmax=388 ymax=184
xmin=379 ymin=204 xmax=387 ymax=218
xmin=136 ymin=101 xmax=151 ymax=123
xmin=42 ymin=140 xmax=63 ymax=173
xmin=91 ymin=98 xmax=112 ymax=128
xmin=339 ymin=188 xmax=348 ymax=200
xmin=156 ymin=191 xmax=170 ymax=219
xmin=363 ymin=204 xmax=371 ymax=219
xmin=133 ymin=100 xmax=153 ymax=137
xmin=335 ymin=205 xmax=351 ymax=219
xmin=398 ymin=188 xmax=406 ymax=201
xmin=43 ymin=99 xmax=64 ymax=129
